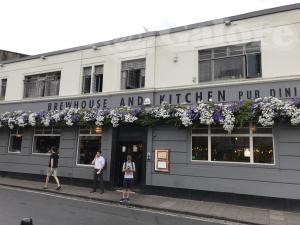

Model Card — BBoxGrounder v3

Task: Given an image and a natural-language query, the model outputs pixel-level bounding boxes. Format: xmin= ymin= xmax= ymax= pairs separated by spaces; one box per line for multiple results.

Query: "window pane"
xmin=211 ymin=137 xmax=250 ymax=162
xmin=231 ymin=126 xmax=249 ymax=134
xmin=199 ymin=61 xmax=211 ymax=82
xmin=229 ymin=45 xmax=243 ymax=56
xmin=33 ymin=136 xmax=60 ymax=153
xmin=94 ymin=65 xmax=103 ymax=75
xmin=199 ymin=49 xmax=212 ymax=60
xmin=9 ymin=135 xmax=22 ymax=153
xmin=83 ymin=76 xmax=91 ymax=93
xmin=214 ymin=47 xmax=227 ymax=58
xmin=83 ymin=67 xmax=92 ymax=76
xmin=247 ymin=53 xmax=261 ymax=78
xmin=94 ymin=74 xmax=103 ymax=92
xmin=78 ymin=136 xmax=101 ymax=164
xmin=192 ymin=136 xmax=208 ymax=160
xmin=1 ymin=78 xmax=7 ymax=98
xmin=214 ymin=56 xmax=245 ymax=80
xmin=252 ymin=125 xmax=272 ymax=134
xmin=126 ymin=69 xmax=141 ymax=89
xmin=211 ymin=126 xmax=227 ymax=134
xmin=192 ymin=127 xmax=208 ymax=134
xmin=254 ymin=137 xmax=274 ymax=164
xmin=245 ymin=42 xmax=260 ymax=53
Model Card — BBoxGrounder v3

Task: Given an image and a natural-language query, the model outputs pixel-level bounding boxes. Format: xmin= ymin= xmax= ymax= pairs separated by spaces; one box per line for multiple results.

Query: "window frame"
xmin=8 ymin=128 xmax=23 ymax=154
xmin=198 ymin=42 xmax=261 ymax=82
xmin=32 ymin=127 xmax=61 ymax=155
xmin=0 ymin=78 xmax=7 ymax=100
xmin=191 ymin=124 xmax=275 ymax=165
xmin=81 ymin=64 xmax=104 ymax=94
xmin=121 ymin=58 xmax=146 ymax=90
xmin=23 ymin=71 xmax=61 ymax=98
xmin=76 ymin=127 xmax=103 ymax=167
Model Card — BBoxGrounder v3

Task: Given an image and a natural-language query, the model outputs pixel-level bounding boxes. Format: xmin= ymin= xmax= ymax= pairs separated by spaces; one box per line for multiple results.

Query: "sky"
xmin=0 ymin=0 xmax=299 ymax=55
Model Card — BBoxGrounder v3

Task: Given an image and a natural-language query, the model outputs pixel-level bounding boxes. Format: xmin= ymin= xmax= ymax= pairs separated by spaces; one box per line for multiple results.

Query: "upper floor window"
xmin=24 ymin=71 xmax=61 ymax=98
xmin=82 ymin=65 xmax=103 ymax=94
xmin=198 ymin=42 xmax=261 ymax=82
xmin=121 ymin=58 xmax=145 ymax=89
xmin=0 ymin=78 xmax=7 ymax=99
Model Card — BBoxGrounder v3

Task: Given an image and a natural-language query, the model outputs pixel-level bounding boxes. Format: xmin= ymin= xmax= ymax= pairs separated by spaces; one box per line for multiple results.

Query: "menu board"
xmin=154 ymin=149 xmax=170 ymax=172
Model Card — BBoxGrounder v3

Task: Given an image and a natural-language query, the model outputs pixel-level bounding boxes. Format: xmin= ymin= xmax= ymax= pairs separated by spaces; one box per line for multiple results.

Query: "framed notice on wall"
xmin=154 ymin=149 xmax=170 ymax=173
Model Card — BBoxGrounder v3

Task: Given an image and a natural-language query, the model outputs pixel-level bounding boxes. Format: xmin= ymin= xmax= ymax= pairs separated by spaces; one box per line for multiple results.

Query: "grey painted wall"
xmin=149 ymin=124 xmax=300 ymax=200
xmin=0 ymin=126 xmax=113 ymax=182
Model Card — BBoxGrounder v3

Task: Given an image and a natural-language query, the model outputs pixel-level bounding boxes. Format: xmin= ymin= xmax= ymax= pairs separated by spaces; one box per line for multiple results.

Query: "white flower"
xmin=197 ymin=101 xmax=214 ymax=125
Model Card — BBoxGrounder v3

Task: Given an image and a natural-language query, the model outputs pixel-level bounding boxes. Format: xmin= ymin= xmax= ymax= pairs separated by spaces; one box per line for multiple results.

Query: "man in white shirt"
xmin=91 ymin=150 xmax=105 ymax=194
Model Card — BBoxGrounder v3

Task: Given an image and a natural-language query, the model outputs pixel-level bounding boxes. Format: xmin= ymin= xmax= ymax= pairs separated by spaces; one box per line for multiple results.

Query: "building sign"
xmin=154 ymin=149 xmax=170 ymax=173
xmin=0 ymin=79 xmax=299 ymax=112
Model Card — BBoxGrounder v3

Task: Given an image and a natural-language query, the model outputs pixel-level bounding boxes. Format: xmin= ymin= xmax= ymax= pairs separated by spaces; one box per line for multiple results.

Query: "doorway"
xmin=115 ymin=142 xmax=144 ymax=186
xmin=110 ymin=127 xmax=147 ymax=187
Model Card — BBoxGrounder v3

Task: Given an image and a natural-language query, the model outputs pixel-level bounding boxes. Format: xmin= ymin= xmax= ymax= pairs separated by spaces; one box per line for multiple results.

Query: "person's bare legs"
xmin=44 ymin=176 xmax=50 ymax=188
xmin=53 ymin=176 xmax=60 ymax=187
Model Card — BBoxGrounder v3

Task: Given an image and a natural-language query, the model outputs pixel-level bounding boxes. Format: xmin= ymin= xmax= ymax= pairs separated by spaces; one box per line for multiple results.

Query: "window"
xmin=192 ymin=124 xmax=274 ymax=164
xmin=198 ymin=42 xmax=261 ymax=82
xmin=0 ymin=78 xmax=7 ymax=99
xmin=77 ymin=127 xmax=102 ymax=165
xmin=82 ymin=65 xmax=103 ymax=94
xmin=8 ymin=128 xmax=23 ymax=153
xmin=121 ymin=58 xmax=145 ymax=89
xmin=24 ymin=72 xmax=60 ymax=98
xmin=33 ymin=128 xmax=61 ymax=154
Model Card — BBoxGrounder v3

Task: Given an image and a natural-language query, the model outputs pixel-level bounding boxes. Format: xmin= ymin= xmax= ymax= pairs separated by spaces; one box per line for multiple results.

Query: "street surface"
xmin=0 ymin=186 xmax=231 ymax=225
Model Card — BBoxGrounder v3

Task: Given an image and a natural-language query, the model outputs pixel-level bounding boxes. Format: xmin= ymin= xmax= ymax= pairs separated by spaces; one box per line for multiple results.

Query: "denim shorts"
xmin=123 ymin=178 xmax=133 ymax=189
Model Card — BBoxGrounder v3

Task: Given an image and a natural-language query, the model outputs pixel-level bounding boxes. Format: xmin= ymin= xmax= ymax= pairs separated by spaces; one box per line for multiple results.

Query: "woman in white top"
xmin=120 ymin=155 xmax=135 ymax=203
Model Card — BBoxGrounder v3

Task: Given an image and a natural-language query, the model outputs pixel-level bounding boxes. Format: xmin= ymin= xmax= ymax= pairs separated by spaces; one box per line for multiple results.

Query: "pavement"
xmin=0 ymin=186 xmax=226 ymax=225
xmin=0 ymin=176 xmax=299 ymax=225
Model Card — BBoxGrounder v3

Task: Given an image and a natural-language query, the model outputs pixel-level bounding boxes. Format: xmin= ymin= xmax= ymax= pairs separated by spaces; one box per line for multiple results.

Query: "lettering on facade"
xmin=46 ymin=86 xmax=300 ymax=111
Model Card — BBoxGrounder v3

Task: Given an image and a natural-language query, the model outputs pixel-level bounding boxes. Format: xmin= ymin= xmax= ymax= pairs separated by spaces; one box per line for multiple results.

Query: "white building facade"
xmin=0 ymin=4 xmax=300 ymax=200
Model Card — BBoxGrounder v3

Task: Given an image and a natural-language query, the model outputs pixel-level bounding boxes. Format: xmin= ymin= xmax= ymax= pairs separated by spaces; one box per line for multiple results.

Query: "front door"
xmin=115 ymin=141 xmax=144 ymax=187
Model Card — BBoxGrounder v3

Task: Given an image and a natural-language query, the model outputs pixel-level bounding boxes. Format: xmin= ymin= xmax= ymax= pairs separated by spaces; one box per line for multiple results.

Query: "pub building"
xmin=1 ymin=3 xmax=300 ymax=202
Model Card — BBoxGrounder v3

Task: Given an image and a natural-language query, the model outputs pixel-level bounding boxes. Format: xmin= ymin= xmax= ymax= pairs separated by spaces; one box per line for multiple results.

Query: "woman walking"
xmin=44 ymin=147 xmax=61 ymax=190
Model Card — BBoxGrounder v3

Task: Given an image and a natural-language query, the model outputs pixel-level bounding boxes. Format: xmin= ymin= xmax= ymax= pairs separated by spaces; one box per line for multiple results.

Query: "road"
xmin=0 ymin=186 xmax=230 ymax=225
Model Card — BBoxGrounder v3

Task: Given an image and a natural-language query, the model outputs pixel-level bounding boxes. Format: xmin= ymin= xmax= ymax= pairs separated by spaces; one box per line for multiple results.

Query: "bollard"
xmin=20 ymin=218 xmax=33 ymax=225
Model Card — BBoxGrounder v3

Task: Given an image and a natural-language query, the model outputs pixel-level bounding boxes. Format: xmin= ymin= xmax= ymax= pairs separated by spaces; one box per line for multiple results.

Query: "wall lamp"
xmin=92 ymin=45 xmax=100 ymax=51
xmin=40 ymin=55 xmax=46 ymax=60
xmin=224 ymin=19 xmax=232 ymax=26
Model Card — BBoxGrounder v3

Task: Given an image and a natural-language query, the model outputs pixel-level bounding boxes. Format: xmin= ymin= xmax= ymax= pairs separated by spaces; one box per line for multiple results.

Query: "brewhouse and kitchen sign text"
xmin=47 ymin=80 xmax=300 ymax=111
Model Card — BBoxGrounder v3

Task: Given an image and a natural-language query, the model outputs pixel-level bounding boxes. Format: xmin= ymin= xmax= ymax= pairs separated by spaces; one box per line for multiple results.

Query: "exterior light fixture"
xmin=94 ymin=126 xmax=102 ymax=134
xmin=143 ymin=97 xmax=151 ymax=106
xmin=224 ymin=19 xmax=231 ymax=26
xmin=92 ymin=45 xmax=99 ymax=51
xmin=40 ymin=55 xmax=46 ymax=60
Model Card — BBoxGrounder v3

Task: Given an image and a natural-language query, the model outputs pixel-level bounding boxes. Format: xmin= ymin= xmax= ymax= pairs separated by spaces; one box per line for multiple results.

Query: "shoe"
xmin=119 ymin=198 xmax=125 ymax=203
xmin=43 ymin=186 xmax=48 ymax=189
xmin=90 ymin=190 xmax=96 ymax=193
xmin=57 ymin=186 xmax=61 ymax=191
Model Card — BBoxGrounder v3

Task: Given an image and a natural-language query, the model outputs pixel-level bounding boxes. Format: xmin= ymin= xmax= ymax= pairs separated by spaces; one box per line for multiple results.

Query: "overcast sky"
xmin=1 ymin=0 xmax=299 ymax=55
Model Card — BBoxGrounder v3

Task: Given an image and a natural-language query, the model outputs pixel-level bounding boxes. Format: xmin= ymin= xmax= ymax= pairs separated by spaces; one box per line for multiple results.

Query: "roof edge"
xmin=1 ymin=3 xmax=300 ymax=65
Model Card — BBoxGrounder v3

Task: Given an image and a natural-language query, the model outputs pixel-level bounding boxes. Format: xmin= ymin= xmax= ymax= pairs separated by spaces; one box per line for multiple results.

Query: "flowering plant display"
xmin=1 ymin=97 xmax=300 ymax=132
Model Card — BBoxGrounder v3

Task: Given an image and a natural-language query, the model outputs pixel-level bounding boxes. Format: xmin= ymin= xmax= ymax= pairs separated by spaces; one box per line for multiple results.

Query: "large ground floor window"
xmin=8 ymin=128 xmax=23 ymax=153
xmin=77 ymin=127 xmax=102 ymax=165
xmin=33 ymin=128 xmax=61 ymax=154
xmin=192 ymin=124 xmax=274 ymax=164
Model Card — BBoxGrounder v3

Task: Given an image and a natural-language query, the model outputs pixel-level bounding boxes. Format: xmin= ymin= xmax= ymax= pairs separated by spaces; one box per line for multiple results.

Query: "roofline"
xmin=0 ymin=49 xmax=28 ymax=56
xmin=2 ymin=3 xmax=300 ymax=65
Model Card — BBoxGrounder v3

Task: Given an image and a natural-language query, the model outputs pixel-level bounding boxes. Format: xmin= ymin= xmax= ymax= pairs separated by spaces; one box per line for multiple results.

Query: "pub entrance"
xmin=110 ymin=127 xmax=147 ymax=187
